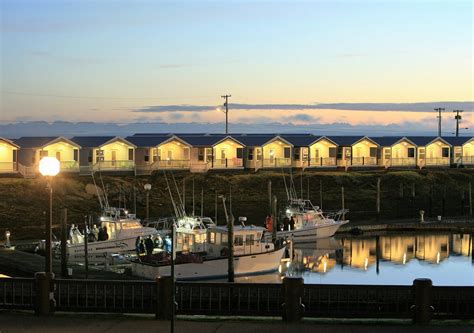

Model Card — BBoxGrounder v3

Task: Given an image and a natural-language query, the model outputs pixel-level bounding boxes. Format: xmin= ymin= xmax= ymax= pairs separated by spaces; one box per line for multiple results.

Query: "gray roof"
xmin=70 ymin=136 xmax=116 ymax=147
xmin=14 ymin=136 xmax=79 ymax=149
xmin=407 ymin=136 xmax=451 ymax=146
xmin=443 ymin=136 xmax=473 ymax=146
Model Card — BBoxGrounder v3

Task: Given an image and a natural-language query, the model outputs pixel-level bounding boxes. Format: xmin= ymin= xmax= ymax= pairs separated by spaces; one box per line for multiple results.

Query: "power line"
xmin=221 ymin=94 xmax=231 ymax=134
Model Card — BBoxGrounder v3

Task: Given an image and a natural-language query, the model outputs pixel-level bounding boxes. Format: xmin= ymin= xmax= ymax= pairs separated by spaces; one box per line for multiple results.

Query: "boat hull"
xmin=131 ymin=247 xmax=286 ymax=280
xmin=66 ymin=236 xmax=140 ymax=263
xmin=276 ymin=221 xmax=349 ymax=242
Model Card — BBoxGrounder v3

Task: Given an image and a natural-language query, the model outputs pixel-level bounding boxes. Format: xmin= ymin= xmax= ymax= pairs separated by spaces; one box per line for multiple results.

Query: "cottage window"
xmin=442 ymin=147 xmax=449 ymax=158
xmin=284 ymin=147 xmax=291 ymax=159
xmin=206 ymin=148 xmax=213 ymax=162
xmin=256 ymin=148 xmax=262 ymax=160
xmin=13 ymin=150 xmax=17 ymax=162
xmin=88 ymin=149 xmax=93 ymax=163
xmin=40 ymin=150 xmax=48 ymax=158
xmin=294 ymin=147 xmax=300 ymax=160
xmin=248 ymin=148 xmax=254 ymax=160
xmin=245 ymin=234 xmax=255 ymax=245
xmin=198 ymin=148 xmax=205 ymax=161
xmin=209 ymin=232 xmax=216 ymax=244
xmin=221 ymin=233 xmax=228 ymax=245
xmin=234 ymin=235 xmax=244 ymax=246
xmin=183 ymin=147 xmax=190 ymax=159
xmin=96 ymin=149 xmax=104 ymax=162
xmin=236 ymin=148 xmax=243 ymax=159
xmin=73 ymin=149 xmax=79 ymax=162
xmin=419 ymin=148 xmax=425 ymax=159
xmin=128 ymin=149 xmax=134 ymax=161
xmin=454 ymin=147 xmax=462 ymax=158
xmin=302 ymin=148 xmax=308 ymax=160
xmin=384 ymin=148 xmax=391 ymax=159
xmin=407 ymin=148 xmax=415 ymax=158
xmin=314 ymin=149 xmax=320 ymax=159
xmin=329 ymin=147 xmax=337 ymax=158
xmin=336 ymin=147 xmax=343 ymax=159
xmin=56 ymin=152 xmax=61 ymax=161
xmin=144 ymin=150 xmax=149 ymax=162
xmin=369 ymin=147 xmax=377 ymax=158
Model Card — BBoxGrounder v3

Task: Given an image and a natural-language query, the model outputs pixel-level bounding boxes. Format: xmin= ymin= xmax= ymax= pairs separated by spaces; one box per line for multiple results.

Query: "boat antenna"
xmin=99 ymin=172 xmax=110 ymax=209
xmin=163 ymin=171 xmax=180 ymax=218
xmin=282 ymin=170 xmax=290 ymax=201
xmin=91 ymin=170 xmax=104 ymax=209
xmin=171 ymin=172 xmax=185 ymax=216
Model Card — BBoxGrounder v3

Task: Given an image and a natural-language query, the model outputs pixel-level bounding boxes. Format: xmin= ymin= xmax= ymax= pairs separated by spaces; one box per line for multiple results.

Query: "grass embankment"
xmin=0 ymin=169 xmax=473 ymax=240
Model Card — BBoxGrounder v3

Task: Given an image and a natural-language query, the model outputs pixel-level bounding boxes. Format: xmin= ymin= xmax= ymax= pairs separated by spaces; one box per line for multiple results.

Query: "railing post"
xmin=281 ymin=277 xmax=304 ymax=322
xmin=226 ymin=158 xmax=228 ymax=168
xmin=412 ymin=278 xmax=432 ymax=324
xmin=155 ymin=276 xmax=175 ymax=320
xmin=34 ymin=272 xmax=55 ymax=316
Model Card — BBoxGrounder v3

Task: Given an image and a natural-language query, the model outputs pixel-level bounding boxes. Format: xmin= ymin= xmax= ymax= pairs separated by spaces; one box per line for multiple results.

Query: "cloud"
xmin=134 ymin=102 xmax=474 ymax=113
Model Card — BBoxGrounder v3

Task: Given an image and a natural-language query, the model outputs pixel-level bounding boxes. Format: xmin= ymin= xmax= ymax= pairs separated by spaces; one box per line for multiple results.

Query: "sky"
xmin=0 ymin=0 xmax=473 ymax=135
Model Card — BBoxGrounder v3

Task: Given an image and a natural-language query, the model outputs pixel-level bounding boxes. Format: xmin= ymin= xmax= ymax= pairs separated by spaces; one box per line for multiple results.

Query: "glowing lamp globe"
xmin=144 ymin=183 xmax=152 ymax=191
xmin=39 ymin=157 xmax=60 ymax=176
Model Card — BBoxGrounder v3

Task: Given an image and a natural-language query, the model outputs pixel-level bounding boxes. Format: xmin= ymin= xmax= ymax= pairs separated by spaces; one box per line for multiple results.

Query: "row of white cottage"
xmin=0 ymin=133 xmax=473 ymax=177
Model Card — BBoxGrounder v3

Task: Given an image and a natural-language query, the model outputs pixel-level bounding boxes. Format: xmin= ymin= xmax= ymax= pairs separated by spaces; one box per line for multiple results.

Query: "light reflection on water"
xmin=235 ymin=233 xmax=474 ymax=286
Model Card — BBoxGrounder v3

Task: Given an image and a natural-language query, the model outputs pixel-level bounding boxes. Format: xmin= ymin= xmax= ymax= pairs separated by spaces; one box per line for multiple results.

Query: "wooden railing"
xmin=1 ymin=276 xmax=473 ymax=321
xmin=261 ymin=158 xmax=292 ymax=168
xmin=308 ymin=157 xmax=337 ymax=167
xmin=211 ymin=158 xmax=243 ymax=168
xmin=92 ymin=160 xmax=135 ymax=171
xmin=0 ymin=162 xmax=18 ymax=173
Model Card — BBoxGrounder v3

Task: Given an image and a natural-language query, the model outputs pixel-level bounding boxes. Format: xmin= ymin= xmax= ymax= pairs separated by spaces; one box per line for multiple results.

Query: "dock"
xmin=0 ymin=247 xmax=136 ymax=279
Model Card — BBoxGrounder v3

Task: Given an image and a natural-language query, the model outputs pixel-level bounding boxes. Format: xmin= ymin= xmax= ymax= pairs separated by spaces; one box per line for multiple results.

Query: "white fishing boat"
xmin=63 ymin=207 xmax=159 ymax=263
xmin=131 ymin=224 xmax=286 ymax=280
xmin=144 ymin=215 xmax=215 ymax=253
xmin=276 ymin=198 xmax=349 ymax=242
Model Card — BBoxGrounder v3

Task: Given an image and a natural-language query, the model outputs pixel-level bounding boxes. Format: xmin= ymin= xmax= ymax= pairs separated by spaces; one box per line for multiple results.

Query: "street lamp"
xmin=5 ymin=230 xmax=11 ymax=248
xmin=39 ymin=157 xmax=60 ymax=273
xmin=144 ymin=183 xmax=152 ymax=220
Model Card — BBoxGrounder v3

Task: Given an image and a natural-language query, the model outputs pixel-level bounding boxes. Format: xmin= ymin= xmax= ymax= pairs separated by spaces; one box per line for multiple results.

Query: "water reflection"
xmin=282 ymin=233 xmax=473 ymax=286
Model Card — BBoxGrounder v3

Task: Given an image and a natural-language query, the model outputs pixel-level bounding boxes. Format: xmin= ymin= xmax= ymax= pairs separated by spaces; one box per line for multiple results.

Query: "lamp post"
xmin=39 ymin=157 xmax=60 ymax=274
xmin=5 ymin=230 xmax=11 ymax=248
xmin=144 ymin=183 xmax=152 ymax=220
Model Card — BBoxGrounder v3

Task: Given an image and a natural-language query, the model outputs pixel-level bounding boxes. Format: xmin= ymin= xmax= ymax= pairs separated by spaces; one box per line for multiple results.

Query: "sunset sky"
xmin=1 ymin=0 xmax=472 ymax=134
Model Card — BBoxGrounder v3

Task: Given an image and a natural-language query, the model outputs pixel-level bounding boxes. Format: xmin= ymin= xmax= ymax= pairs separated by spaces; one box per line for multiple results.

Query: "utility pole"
xmin=435 ymin=108 xmax=445 ymax=137
xmin=221 ymin=94 xmax=231 ymax=134
xmin=453 ymin=110 xmax=463 ymax=137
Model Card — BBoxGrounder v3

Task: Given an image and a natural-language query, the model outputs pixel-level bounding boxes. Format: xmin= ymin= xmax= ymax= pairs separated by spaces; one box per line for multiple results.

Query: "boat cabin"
xmin=206 ymin=224 xmax=273 ymax=257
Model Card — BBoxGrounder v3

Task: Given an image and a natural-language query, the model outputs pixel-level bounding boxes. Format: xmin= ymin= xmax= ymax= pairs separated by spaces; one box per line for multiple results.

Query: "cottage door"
xmin=167 ymin=150 xmax=173 ymax=166
xmin=111 ymin=150 xmax=117 ymax=167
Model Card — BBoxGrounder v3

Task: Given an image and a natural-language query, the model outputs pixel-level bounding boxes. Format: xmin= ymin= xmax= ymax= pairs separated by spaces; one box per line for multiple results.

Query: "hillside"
xmin=0 ymin=169 xmax=473 ymax=240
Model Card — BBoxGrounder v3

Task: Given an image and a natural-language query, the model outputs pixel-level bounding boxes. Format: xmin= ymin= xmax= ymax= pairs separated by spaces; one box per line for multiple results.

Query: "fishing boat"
xmin=130 ymin=224 xmax=286 ymax=280
xmin=277 ymin=198 xmax=349 ymax=242
xmin=272 ymin=173 xmax=349 ymax=242
xmin=63 ymin=207 xmax=159 ymax=263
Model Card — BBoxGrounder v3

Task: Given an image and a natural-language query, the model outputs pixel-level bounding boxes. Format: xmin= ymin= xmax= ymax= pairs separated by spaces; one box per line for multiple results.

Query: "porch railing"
xmin=389 ymin=158 xmax=416 ymax=167
xmin=308 ymin=157 xmax=337 ymax=167
xmin=153 ymin=159 xmax=190 ymax=169
xmin=351 ymin=157 xmax=377 ymax=166
xmin=0 ymin=162 xmax=18 ymax=172
xmin=461 ymin=156 xmax=474 ymax=165
xmin=17 ymin=163 xmax=37 ymax=177
xmin=60 ymin=161 xmax=79 ymax=172
xmin=93 ymin=160 xmax=135 ymax=171
xmin=211 ymin=158 xmax=243 ymax=168
xmin=424 ymin=157 xmax=450 ymax=166
xmin=261 ymin=158 xmax=292 ymax=168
